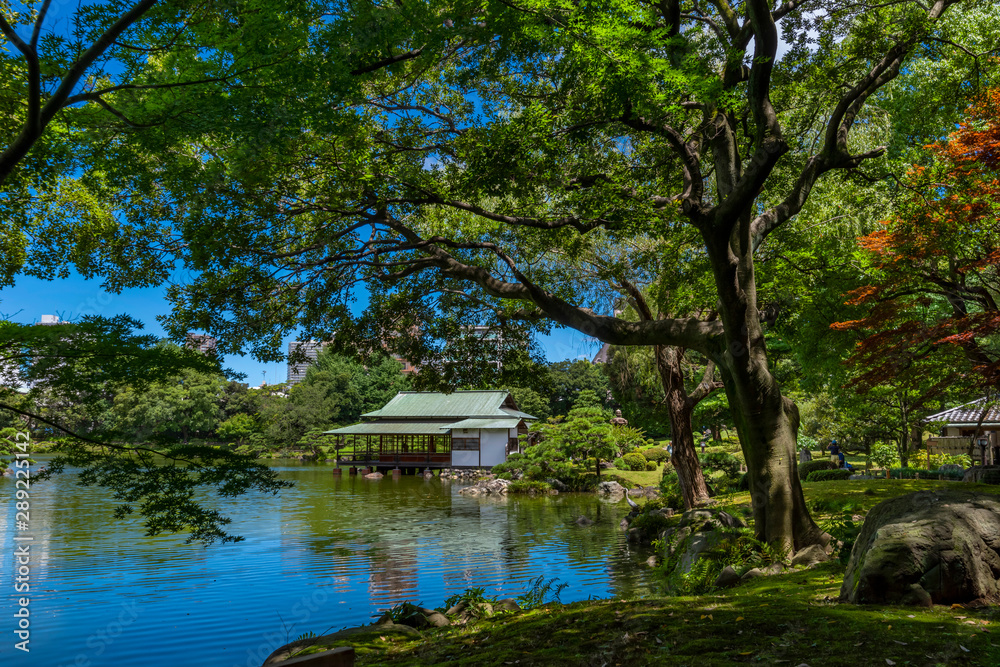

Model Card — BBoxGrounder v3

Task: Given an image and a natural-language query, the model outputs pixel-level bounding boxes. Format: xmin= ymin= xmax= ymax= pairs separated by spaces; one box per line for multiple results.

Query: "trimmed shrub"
xmin=806 ymin=469 xmax=852 ymax=482
xmin=927 ymin=467 xmax=965 ymax=481
xmin=797 ymin=459 xmax=837 ymax=480
xmin=645 ymin=460 xmax=658 ymax=471
xmin=797 ymin=434 xmax=819 ymax=453
xmin=613 ymin=457 xmax=626 ymax=469
xmin=888 ymin=467 xmax=965 ymax=481
xmin=927 ymin=452 xmax=972 ymax=469
xmin=889 ymin=467 xmax=930 ymax=480
xmin=643 ymin=446 xmax=670 ymax=463
xmin=622 ymin=452 xmax=648 ymax=471
xmin=870 ymin=441 xmax=899 ymax=469
xmin=699 ymin=451 xmax=742 ymax=480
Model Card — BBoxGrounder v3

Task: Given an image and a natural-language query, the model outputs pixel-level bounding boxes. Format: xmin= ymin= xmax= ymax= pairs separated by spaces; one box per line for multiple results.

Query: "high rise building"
xmin=186 ymin=333 xmax=218 ymax=355
xmin=36 ymin=314 xmax=66 ymax=325
xmin=286 ymin=341 xmax=326 ymax=386
xmin=591 ymin=342 xmax=611 ymax=364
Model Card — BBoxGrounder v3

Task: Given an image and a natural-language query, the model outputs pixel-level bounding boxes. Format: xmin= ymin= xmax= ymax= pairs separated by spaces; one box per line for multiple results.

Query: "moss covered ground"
xmin=294 ymin=558 xmax=999 ymax=666
xmin=285 ymin=479 xmax=1000 ymax=666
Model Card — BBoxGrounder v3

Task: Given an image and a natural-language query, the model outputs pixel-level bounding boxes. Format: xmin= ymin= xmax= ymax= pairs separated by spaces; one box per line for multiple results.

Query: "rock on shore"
xmin=458 ymin=477 xmax=512 ymax=496
xmin=841 ymin=490 xmax=1000 ymax=606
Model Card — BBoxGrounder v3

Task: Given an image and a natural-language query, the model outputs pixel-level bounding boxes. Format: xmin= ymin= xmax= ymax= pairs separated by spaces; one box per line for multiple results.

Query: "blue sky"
xmin=0 ymin=272 xmax=600 ymax=384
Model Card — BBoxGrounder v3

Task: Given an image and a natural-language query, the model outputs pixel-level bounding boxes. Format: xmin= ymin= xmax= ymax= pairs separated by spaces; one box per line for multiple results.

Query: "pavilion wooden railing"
xmin=334 ymin=434 xmax=453 ymax=467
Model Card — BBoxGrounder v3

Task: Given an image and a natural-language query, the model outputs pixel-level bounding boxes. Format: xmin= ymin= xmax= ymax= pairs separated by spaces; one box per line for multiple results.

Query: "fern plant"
xmin=516 ymin=576 xmax=569 ymax=610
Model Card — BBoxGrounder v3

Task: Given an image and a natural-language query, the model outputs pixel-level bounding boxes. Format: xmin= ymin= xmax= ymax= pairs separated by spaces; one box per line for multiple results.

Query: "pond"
xmin=1 ymin=459 xmax=656 ymax=667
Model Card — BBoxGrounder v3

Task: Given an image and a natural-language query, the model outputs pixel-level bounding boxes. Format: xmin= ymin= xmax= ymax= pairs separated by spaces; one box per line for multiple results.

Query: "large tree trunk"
xmin=618 ymin=281 xmax=717 ymax=511
xmin=665 ymin=397 xmax=710 ymax=509
xmin=656 ymin=345 xmax=711 ymax=509
xmin=719 ymin=365 xmax=825 ymax=552
xmin=705 ymin=203 xmax=825 ymax=552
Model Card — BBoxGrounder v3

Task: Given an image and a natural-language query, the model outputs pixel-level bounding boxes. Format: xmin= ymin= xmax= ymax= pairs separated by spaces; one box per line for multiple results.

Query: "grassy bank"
xmin=283 ymin=479 xmax=1000 ymax=666
xmin=290 ymin=558 xmax=999 ymax=666
xmin=606 ymin=467 xmax=662 ymax=488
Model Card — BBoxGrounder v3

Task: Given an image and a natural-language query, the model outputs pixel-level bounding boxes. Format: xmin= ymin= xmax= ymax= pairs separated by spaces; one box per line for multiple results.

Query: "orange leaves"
xmin=829 ymin=319 xmax=865 ymax=331
xmin=941 ymin=89 xmax=1000 ymax=170
xmin=858 ymin=228 xmax=896 ymax=257
xmin=843 ymin=285 xmax=879 ymax=306
xmin=835 ymin=87 xmax=1000 ymax=394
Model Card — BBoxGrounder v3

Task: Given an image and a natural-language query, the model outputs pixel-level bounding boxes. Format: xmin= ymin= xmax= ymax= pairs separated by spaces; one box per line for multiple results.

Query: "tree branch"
xmin=381 ymin=217 xmax=723 ymax=351
xmin=0 ymin=0 xmax=161 ymax=184
xmin=350 ymin=47 xmax=424 ymax=76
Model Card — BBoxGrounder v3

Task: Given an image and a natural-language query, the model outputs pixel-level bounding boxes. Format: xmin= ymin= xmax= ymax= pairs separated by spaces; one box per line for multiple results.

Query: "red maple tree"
xmin=833 ymin=88 xmax=1000 ymax=392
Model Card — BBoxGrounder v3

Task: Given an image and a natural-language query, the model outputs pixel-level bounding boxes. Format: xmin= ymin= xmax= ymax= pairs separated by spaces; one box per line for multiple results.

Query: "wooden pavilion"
xmin=325 ymin=390 xmax=536 ymax=471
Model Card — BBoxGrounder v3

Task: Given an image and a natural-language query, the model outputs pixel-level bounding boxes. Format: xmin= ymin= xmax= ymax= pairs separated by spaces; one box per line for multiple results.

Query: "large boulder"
xmin=714 ymin=565 xmax=741 ymax=588
xmin=546 ymin=477 xmax=569 ymax=492
xmin=484 ymin=478 xmax=512 ymax=495
xmin=676 ymin=531 xmax=726 ymax=571
xmin=262 ymin=620 xmax=419 ymax=666
xmin=963 ymin=466 xmax=1000 ymax=485
xmin=840 ymin=490 xmax=1000 ymax=606
xmin=596 ymin=480 xmax=626 ymax=498
xmin=677 ymin=507 xmax=744 ymax=530
xmin=494 ymin=598 xmax=522 ymax=613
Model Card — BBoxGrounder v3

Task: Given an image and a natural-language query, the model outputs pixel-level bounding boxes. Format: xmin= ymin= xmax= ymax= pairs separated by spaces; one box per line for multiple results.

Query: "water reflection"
xmin=1 ymin=460 xmax=655 ymax=667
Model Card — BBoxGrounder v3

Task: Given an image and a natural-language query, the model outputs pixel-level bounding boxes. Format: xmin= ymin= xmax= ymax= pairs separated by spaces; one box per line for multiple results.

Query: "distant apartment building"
xmin=14 ymin=315 xmax=70 ymax=391
xmin=393 ymin=353 xmax=418 ymax=375
xmin=285 ymin=338 xmax=421 ymax=386
xmin=443 ymin=324 xmax=522 ymax=371
xmin=36 ymin=314 xmax=66 ymax=326
xmin=286 ymin=341 xmax=326 ymax=386
xmin=186 ymin=333 xmax=218 ymax=355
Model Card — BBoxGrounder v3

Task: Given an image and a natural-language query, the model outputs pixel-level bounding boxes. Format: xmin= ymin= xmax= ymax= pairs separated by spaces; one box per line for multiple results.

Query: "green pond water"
xmin=1 ymin=459 xmax=656 ymax=666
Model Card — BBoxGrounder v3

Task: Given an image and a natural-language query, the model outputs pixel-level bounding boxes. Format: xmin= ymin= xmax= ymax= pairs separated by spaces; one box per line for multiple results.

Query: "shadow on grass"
xmin=302 ymin=560 xmax=999 ymax=666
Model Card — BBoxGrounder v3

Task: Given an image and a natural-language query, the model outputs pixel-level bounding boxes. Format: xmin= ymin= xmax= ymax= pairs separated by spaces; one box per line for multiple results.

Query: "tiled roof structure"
xmin=924 ymin=398 xmax=1000 ymax=426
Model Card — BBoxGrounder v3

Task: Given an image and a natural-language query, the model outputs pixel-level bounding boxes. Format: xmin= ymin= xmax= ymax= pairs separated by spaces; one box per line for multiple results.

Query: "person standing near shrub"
xmin=827 ymin=439 xmax=840 ymax=463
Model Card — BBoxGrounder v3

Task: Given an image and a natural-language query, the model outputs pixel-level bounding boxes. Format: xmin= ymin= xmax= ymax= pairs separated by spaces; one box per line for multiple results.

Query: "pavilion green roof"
xmin=361 ymin=391 xmax=534 ymax=419
xmin=324 ymin=422 xmax=449 ymax=436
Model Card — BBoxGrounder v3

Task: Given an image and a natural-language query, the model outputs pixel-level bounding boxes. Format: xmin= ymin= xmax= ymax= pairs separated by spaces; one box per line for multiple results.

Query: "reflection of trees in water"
xmin=364 ymin=543 xmax=420 ymax=604
xmin=487 ymin=494 xmax=656 ymax=600
xmin=278 ymin=471 xmax=655 ymax=601
xmin=11 ymin=468 xmax=216 ymax=575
